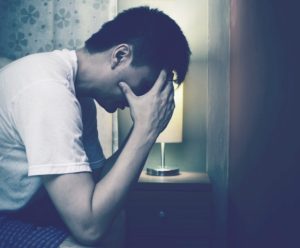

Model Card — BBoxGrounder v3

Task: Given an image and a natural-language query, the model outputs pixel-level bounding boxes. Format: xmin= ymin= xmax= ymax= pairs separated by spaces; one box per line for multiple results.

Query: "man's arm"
xmin=42 ymin=70 xmax=175 ymax=245
xmin=96 ymin=126 xmax=138 ymax=181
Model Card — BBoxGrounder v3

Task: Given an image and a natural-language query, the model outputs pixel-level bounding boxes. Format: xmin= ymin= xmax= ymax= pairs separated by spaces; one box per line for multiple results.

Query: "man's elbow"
xmin=72 ymin=222 xmax=106 ymax=245
xmin=72 ymin=210 xmax=126 ymax=246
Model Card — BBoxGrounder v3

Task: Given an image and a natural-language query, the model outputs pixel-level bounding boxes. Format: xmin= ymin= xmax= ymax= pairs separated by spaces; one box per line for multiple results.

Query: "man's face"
xmin=95 ymin=64 xmax=159 ymax=113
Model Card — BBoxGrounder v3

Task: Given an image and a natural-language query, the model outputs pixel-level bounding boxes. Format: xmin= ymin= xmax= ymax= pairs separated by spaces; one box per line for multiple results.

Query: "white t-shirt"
xmin=0 ymin=50 xmax=105 ymax=210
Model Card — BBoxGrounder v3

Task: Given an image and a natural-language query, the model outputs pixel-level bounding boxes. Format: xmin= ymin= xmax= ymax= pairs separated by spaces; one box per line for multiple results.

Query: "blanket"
xmin=0 ymin=215 xmax=67 ymax=248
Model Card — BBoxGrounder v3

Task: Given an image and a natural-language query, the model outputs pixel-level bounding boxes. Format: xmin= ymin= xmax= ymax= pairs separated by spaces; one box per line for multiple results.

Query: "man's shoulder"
xmin=1 ymin=49 xmax=76 ymax=77
xmin=1 ymin=49 xmax=77 ymax=98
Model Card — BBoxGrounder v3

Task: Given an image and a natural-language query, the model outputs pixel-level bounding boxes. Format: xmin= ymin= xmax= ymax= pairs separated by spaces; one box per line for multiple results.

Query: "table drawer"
xmin=125 ymin=172 xmax=212 ymax=248
xmin=126 ymin=190 xmax=211 ymax=237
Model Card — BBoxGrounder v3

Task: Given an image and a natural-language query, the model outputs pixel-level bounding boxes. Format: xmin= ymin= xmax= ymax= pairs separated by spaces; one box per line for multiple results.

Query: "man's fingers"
xmin=167 ymin=87 xmax=175 ymax=103
xmin=163 ymin=79 xmax=174 ymax=95
xmin=159 ymin=79 xmax=174 ymax=105
xmin=150 ymin=70 xmax=168 ymax=93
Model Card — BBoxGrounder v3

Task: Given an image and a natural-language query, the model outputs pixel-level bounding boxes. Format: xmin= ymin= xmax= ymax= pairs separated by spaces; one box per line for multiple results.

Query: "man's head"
xmin=85 ymin=6 xmax=191 ymax=85
xmin=78 ymin=6 xmax=190 ymax=112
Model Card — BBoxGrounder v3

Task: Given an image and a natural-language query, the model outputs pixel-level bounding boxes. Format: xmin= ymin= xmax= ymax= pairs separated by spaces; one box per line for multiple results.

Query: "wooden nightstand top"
xmin=134 ymin=171 xmax=211 ymax=191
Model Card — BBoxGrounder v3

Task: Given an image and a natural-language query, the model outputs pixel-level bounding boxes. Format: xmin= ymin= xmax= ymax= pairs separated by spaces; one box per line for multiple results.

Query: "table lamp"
xmin=146 ymin=82 xmax=183 ymax=176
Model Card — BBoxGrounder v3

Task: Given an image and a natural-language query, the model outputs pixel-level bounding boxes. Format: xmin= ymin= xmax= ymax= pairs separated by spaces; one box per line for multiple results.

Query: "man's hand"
xmin=119 ymin=70 xmax=175 ymax=140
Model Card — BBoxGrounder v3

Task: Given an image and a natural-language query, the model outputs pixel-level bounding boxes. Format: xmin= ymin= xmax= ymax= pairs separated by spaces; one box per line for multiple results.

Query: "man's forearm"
xmin=42 ymin=71 xmax=173 ymax=245
xmin=89 ymin=125 xmax=156 ymax=239
xmin=97 ymin=126 xmax=134 ymax=181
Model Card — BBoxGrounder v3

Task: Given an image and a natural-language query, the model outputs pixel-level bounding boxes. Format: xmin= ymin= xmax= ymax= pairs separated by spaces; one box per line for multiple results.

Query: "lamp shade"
xmin=156 ymin=83 xmax=183 ymax=143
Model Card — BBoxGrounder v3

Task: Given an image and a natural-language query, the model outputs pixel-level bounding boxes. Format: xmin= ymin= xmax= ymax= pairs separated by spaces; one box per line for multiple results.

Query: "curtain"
xmin=0 ymin=0 xmax=118 ymax=157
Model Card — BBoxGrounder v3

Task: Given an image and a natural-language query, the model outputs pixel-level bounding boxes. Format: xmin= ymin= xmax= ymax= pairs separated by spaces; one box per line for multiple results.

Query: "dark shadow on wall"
xmin=229 ymin=0 xmax=300 ymax=247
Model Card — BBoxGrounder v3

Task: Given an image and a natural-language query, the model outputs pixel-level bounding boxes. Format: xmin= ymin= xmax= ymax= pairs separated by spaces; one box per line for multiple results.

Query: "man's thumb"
xmin=119 ymin=82 xmax=136 ymax=101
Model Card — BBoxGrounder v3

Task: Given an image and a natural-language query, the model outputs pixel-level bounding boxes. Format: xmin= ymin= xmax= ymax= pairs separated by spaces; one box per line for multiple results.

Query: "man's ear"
xmin=111 ymin=44 xmax=132 ymax=69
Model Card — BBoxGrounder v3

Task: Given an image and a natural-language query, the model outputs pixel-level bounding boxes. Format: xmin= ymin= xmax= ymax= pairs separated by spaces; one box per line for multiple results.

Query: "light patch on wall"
xmin=118 ymin=0 xmax=208 ymax=61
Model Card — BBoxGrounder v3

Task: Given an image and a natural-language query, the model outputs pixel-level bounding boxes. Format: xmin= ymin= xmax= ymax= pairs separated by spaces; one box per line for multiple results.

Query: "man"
xmin=0 ymin=6 xmax=190 ymax=247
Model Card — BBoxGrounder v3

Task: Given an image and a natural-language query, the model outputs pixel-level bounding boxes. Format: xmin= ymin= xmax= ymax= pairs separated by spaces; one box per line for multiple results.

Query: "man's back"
xmin=0 ymin=50 xmax=104 ymax=211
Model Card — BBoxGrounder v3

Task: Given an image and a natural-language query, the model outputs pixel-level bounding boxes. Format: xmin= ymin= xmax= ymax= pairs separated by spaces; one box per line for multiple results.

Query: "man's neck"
xmin=75 ymin=48 xmax=106 ymax=97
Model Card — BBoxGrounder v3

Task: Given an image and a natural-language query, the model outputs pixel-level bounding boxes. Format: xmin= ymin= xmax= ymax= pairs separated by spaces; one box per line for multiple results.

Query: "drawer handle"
xmin=158 ymin=210 xmax=166 ymax=219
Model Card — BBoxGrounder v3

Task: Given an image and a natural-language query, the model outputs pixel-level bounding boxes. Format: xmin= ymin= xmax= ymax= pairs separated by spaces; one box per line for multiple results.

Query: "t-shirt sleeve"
xmin=12 ymin=81 xmax=92 ymax=176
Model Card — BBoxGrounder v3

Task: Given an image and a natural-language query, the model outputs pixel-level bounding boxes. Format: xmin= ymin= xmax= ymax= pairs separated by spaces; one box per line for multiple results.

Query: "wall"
xmin=207 ymin=0 xmax=230 ymax=247
xmin=229 ymin=0 xmax=300 ymax=247
xmin=117 ymin=0 xmax=208 ymax=172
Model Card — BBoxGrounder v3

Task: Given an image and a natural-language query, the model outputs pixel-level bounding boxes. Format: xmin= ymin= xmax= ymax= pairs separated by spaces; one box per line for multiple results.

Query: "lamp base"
xmin=146 ymin=167 xmax=180 ymax=176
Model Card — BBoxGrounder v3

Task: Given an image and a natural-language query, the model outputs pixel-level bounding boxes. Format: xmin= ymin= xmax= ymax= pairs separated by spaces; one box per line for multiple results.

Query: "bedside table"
xmin=125 ymin=171 xmax=212 ymax=248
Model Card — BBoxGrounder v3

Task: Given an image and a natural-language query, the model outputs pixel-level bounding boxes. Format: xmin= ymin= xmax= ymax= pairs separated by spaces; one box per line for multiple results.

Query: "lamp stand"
xmin=146 ymin=143 xmax=180 ymax=176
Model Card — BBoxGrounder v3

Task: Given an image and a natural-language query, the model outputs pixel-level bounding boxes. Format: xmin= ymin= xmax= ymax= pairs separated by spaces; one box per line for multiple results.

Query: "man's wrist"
xmin=132 ymin=123 xmax=158 ymax=145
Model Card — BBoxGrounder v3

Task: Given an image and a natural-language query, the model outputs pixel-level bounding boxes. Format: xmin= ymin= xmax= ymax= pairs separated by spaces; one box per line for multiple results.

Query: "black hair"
xmin=85 ymin=6 xmax=191 ymax=84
